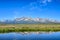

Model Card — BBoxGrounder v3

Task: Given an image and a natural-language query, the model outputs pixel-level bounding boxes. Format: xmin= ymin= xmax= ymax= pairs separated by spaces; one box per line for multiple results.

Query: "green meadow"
xmin=0 ymin=24 xmax=60 ymax=33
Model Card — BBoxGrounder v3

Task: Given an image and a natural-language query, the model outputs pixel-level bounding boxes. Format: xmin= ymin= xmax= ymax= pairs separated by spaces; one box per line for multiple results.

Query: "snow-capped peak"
xmin=0 ymin=17 xmax=60 ymax=24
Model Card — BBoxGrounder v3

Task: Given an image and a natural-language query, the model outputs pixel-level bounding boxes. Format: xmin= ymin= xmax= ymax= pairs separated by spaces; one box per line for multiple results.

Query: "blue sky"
xmin=0 ymin=0 xmax=60 ymax=20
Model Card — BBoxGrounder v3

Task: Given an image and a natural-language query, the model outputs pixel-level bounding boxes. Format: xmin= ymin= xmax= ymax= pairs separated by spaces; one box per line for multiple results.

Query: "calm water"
xmin=0 ymin=32 xmax=60 ymax=40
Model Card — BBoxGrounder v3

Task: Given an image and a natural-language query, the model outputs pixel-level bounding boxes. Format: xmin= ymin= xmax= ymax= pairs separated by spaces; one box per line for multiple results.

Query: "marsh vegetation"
xmin=0 ymin=24 xmax=60 ymax=33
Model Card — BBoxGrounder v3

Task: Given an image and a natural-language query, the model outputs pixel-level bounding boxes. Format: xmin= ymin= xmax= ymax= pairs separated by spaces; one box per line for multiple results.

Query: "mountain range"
xmin=0 ymin=17 xmax=60 ymax=24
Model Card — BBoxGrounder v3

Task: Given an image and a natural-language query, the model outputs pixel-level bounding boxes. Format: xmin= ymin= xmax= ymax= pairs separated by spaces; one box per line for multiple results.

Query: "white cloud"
xmin=38 ymin=0 xmax=52 ymax=4
xmin=42 ymin=0 xmax=47 ymax=4
xmin=38 ymin=0 xmax=52 ymax=6
xmin=13 ymin=11 xmax=19 ymax=18
xmin=21 ymin=0 xmax=52 ymax=12
xmin=47 ymin=0 xmax=52 ymax=2
xmin=30 ymin=7 xmax=35 ymax=10
xmin=27 ymin=2 xmax=38 ymax=10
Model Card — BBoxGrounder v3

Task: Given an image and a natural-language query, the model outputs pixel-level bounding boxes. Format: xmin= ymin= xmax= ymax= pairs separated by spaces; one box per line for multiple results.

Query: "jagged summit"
xmin=0 ymin=17 xmax=60 ymax=24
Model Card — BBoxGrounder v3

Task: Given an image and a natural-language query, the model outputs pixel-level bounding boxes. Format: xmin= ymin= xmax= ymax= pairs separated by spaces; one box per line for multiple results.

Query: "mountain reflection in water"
xmin=0 ymin=32 xmax=60 ymax=40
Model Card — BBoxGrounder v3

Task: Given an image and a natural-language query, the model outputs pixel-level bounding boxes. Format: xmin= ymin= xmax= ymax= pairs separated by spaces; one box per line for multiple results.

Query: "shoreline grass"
xmin=0 ymin=24 xmax=60 ymax=33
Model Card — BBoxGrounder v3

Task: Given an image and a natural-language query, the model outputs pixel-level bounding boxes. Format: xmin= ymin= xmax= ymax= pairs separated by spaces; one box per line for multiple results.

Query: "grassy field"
xmin=0 ymin=24 xmax=60 ymax=33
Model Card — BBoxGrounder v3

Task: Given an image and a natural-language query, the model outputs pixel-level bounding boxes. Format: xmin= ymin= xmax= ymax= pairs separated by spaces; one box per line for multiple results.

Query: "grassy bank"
xmin=0 ymin=24 xmax=60 ymax=33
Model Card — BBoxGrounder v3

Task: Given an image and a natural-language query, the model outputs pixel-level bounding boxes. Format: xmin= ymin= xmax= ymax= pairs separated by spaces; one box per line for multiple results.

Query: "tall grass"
xmin=0 ymin=24 xmax=60 ymax=33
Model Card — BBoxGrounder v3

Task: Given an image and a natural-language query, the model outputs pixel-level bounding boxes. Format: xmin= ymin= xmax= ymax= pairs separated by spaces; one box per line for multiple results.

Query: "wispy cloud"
xmin=29 ymin=2 xmax=38 ymax=10
xmin=47 ymin=0 xmax=52 ymax=2
xmin=30 ymin=0 xmax=52 ymax=8
xmin=38 ymin=0 xmax=52 ymax=6
xmin=13 ymin=11 xmax=19 ymax=18
xmin=28 ymin=0 xmax=52 ymax=11
xmin=21 ymin=0 xmax=52 ymax=12
xmin=40 ymin=0 xmax=52 ymax=3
